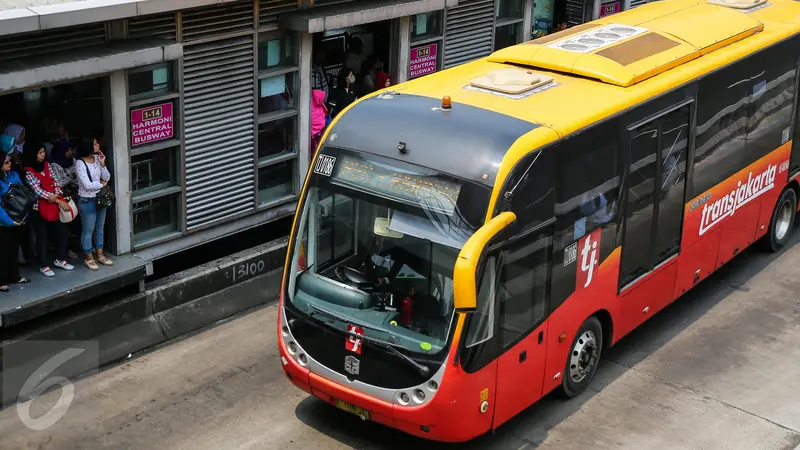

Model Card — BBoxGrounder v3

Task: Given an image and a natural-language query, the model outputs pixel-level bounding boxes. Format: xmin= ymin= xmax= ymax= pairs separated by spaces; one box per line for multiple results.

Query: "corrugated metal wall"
xmin=443 ymin=0 xmax=495 ymax=68
xmin=182 ymin=1 xmax=258 ymax=229
xmin=0 ymin=23 xmax=107 ymax=64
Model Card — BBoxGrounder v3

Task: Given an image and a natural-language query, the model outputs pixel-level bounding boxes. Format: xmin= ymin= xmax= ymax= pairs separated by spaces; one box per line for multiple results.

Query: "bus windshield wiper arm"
xmin=307 ymin=304 xmax=431 ymax=377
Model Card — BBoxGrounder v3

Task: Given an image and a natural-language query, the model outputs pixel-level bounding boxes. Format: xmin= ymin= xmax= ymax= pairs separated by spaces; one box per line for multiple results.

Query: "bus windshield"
xmin=286 ymin=148 xmax=491 ymax=356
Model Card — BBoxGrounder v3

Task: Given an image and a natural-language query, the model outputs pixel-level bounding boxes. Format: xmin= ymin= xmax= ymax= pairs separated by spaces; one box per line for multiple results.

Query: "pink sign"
xmin=409 ymin=43 xmax=438 ymax=79
xmin=131 ymin=102 xmax=174 ymax=146
xmin=599 ymin=1 xmax=621 ymax=17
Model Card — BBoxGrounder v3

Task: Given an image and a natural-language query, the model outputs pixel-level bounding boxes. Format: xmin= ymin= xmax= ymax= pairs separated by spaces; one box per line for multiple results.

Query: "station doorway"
xmin=313 ymin=20 xmax=394 ymax=100
xmin=0 ymin=76 xmax=117 ymax=255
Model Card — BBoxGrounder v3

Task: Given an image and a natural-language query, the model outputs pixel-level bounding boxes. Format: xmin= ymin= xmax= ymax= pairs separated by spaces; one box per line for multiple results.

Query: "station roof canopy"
xmin=278 ymin=0 xmax=458 ymax=33
xmin=0 ymin=38 xmax=182 ymax=92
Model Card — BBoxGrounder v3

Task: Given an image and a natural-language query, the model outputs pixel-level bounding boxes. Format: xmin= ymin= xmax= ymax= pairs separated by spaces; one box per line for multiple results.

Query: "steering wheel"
xmin=335 ymin=266 xmax=372 ymax=289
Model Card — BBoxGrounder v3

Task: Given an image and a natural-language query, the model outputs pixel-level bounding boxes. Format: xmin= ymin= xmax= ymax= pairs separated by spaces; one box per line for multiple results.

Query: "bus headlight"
xmin=413 ymin=389 xmax=426 ymax=403
xmin=287 ymin=341 xmax=298 ymax=355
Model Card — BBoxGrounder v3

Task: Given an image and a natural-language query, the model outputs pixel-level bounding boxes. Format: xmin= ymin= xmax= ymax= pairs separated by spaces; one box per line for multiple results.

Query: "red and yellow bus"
xmin=277 ymin=0 xmax=800 ymax=442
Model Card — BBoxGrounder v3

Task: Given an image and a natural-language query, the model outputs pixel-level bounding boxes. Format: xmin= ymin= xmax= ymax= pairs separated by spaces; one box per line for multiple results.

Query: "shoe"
xmin=40 ymin=267 xmax=55 ymax=277
xmin=85 ymin=260 xmax=99 ymax=271
xmin=54 ymin=260 xmax=74 ymax=271
xmin=68 ymin=250 xmax=79 ymax=259
xmin=96 ymin=255 xmax=114 ymax=266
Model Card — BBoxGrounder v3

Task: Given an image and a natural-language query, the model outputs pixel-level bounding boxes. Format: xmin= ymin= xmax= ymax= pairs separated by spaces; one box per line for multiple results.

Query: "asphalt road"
xmin=2 ymin=225 xmax=800 ymax=450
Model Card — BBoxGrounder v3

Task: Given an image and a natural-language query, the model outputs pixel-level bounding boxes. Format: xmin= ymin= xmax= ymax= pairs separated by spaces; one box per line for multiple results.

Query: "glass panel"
xmin=258 ymin=72 xmax=296 ymax=115
xmin=258 ymin=160 xmax=295 ymax=203
xmin=620 ymin=124 xmax=659 ymax=286
xmin=131 ymin=148 xmax=177 ymax=195
xmin=411 ymin=12 xmax=443 ymax=41
xmin=258 ymin=117 xmax=296 ymax=160
xmin=498 ymin=230 xmax=551 ymax=348
xmin=494 ymin=22 xmax=523 ymax=51
xmin=258 ymin=33 xmax=297 ymax=70
xmin=497 ymin=0 xmax=524 ymax=20
xmin=129 ymin=63 xmax=174 ymax=97
xmin=654 ymin=106 xmax=690 ymax=264
xmin=133 ymin=194 xmax=179 ymax=244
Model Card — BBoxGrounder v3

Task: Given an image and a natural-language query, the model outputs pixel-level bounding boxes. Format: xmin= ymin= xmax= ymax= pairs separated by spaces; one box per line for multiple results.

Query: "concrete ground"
xmin=2 ymin=228 xmax=800 ymax=450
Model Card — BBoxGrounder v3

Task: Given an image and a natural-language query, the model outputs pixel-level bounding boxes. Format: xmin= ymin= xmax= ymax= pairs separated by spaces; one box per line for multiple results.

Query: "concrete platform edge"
xmin=0 ymin=238 xmax=288 ymax=408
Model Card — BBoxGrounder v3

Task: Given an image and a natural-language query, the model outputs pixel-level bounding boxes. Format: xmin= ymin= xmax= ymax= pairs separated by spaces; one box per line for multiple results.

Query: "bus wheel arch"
xmin=760 ymin=185 xmax=797 ymax=252
xmin=559 ymin=315 xmax=604 ymax=398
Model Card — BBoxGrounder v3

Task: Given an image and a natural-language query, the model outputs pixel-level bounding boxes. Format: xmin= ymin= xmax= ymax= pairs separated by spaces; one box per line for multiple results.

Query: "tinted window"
xmin=654 ymin=105 xmax=690 ymax=263
xmin=745 ymin=41 xmax=796 ymax=163
xmin=550 ymin=123 xmax=621 ymax=310
xmin=620 ymin=123 xmax=659 ymax=285
xmin=504 ymin=147 xmax=555 ymax=232
xmin=497 ymin=228 xmax=551 ymax=348
xmin=695 ymin=40 xmax=797 ymax=195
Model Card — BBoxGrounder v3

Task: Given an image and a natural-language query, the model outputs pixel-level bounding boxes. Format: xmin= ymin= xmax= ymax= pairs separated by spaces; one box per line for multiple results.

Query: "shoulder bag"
xmin=0 ymin=179 xmax=35 ymax=223
xmin=81 ymin=159 xmax=115 ymax=208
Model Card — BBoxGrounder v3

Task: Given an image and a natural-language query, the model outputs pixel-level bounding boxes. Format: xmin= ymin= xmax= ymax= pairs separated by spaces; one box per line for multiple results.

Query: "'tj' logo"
xmin=576 ymin=229 xmax=601 ymax=290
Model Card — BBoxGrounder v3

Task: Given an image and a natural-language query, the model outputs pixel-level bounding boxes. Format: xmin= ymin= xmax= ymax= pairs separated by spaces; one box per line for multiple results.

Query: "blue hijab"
xmin=50 ymin=139 xmax=74 ymax=169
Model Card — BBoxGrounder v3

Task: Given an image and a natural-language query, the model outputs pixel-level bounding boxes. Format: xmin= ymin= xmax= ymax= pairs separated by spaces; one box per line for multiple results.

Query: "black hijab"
xmin=21 ymin=141 xmax=45 ymax=173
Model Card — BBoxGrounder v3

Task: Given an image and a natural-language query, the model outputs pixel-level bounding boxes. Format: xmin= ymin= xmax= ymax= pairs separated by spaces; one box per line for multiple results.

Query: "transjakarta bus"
xmin=278 ymin=0 xmax=800 ymax=442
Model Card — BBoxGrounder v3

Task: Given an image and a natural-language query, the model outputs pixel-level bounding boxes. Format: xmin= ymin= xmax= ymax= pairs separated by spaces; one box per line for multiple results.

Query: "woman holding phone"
xmin=75 ymin=138 xmax=112 ymax=271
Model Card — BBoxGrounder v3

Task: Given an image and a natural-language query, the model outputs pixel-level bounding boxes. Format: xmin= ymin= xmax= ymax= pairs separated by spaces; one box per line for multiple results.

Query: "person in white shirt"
xmin=74 ymin=138 xmax=112 ymax=271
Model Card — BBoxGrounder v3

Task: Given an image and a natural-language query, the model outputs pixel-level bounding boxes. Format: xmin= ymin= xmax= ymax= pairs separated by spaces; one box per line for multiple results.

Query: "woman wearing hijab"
xmin=50 ymin=139 xmax=80 ymax=259
xmin=22 ymin=142 xmax=74 ymax=277
xmin=0 ymin=152 xmax=30 ymax=290
xmin=376 ymin=71 xmax=392 ymax=91
xmin=4 ymin=124 xmax=31 ymax=265
xmin=327 ymin=67 xmax=358 ymax=120
xmin=310 ymin=89 xmax=329 ymax=161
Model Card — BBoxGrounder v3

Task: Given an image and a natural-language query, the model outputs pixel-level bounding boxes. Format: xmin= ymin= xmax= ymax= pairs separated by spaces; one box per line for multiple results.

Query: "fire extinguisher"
xmin=400 ymin=287 xmax=415 ymax=327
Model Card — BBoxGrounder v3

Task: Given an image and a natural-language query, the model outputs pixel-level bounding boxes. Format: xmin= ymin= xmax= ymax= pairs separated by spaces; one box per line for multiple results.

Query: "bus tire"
xmin=761 ymin=188 xmax=797 ymax=252
xmin=560 ymin=316 xmax=603 ymax=398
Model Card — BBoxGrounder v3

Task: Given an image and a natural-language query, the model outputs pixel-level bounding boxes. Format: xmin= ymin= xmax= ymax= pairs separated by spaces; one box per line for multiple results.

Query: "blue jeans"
xmin=78 ymin=196 xmax=107 ymax=255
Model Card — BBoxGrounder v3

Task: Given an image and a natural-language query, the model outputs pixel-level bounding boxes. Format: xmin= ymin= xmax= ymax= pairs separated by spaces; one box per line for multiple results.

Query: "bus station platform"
xmin=0 ymin=254 xmax=149 ymax=328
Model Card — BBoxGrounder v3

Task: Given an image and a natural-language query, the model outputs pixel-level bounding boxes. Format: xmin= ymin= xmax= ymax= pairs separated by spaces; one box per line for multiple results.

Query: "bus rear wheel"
xmin=761 ymin=188 xmax=797 ymax=252
xmin=560 ymin=316 xmax=603 ymax=398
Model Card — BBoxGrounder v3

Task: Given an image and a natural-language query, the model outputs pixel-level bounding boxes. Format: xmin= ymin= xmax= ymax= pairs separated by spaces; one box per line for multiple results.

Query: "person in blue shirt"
xmin=0 ymin=152 xmax=30 ymax=291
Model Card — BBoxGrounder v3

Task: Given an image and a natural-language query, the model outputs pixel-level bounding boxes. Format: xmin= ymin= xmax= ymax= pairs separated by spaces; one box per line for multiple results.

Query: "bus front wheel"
xmin=761 ymin=187 xmax=797 ymax=252
xmin=560 ymin=316 xmax=603 ymax=398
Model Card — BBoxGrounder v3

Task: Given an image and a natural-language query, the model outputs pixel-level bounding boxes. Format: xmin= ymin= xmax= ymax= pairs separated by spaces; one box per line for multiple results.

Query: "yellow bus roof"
xmin=396 ymin=0 xmax=800 ymax=143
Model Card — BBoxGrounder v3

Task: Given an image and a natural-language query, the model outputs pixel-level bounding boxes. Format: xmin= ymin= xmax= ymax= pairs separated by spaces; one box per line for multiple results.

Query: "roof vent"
xmin=707 ymin=0 xmax=767 ymax=9
xmin=469 ymin=69 xmax=554 ymax=94
xmin=546 ymin=24 xmax=648 ymax=53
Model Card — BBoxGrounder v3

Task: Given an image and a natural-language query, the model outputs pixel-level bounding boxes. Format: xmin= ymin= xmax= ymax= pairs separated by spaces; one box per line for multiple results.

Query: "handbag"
xmin=1 ymin=181 xmax=35 ymax=223
xmin=25 ymin=163 xmax=60 ymax=222
xmin=59 ymin=197 xmax=78 ymax=223
xmin=81 ymin=159 xmax=115 ymax=207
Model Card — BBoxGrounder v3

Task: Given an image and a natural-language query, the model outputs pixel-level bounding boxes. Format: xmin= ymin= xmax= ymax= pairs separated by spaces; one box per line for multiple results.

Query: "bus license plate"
xmin=335 ymin=399 xmax=370 ymax=421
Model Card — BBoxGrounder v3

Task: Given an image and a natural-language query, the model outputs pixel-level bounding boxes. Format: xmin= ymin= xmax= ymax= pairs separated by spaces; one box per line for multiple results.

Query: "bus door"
xmin=491 ymin=225 xmax=553 ymax=428
xmin=618 ymin=103 xmax=692 ymax=335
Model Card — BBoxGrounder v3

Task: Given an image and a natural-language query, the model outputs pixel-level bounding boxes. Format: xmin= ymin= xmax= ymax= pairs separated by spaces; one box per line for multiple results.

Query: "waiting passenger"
xmin=75 ymin=138 xmax=113 ymax=271
xmin=359 ymin=54 xmax=384 ymax=96
xmin=327 ymin=67 xmax=358 ymax=119
xmin=49 ymin=139 xmax=80 ymax=259
xmin=344 ymin=37 xmax=363 ymax=76
xmin=0 ymin=153 xmax=30 ymax=289
xmin=310 ymin=89 xmax=329 ymax=160
xmin=21 ymin=142 xmax=74 ymax=277
xmin=376 ymin=71 xmax=392 ymax=90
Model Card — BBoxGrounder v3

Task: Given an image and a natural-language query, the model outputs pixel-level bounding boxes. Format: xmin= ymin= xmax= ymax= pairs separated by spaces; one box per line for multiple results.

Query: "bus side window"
xmin=550 ymin=124 xmax=621 ymax=313
xmin=505 ymin=148 xmax=555 ymax=233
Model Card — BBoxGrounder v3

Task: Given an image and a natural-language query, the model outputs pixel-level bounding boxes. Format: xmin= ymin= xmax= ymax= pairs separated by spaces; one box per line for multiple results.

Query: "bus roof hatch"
xmin=488 ymin=0 xmax=764 ymax=87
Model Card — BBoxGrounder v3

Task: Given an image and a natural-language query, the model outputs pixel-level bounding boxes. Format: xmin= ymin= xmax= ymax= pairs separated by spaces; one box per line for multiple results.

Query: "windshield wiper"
xmin=306 ymin=304 xmax=431 ymax=377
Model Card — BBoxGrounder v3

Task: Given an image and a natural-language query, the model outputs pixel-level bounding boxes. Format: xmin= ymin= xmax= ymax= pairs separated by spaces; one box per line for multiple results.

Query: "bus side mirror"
xmin=453 ymin=211 xmax=516 ymax=313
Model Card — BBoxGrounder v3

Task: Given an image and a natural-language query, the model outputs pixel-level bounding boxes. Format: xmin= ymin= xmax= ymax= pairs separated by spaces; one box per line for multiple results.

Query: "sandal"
xmin=15 ymin=277 xmax=30 ymax=284
xmin=0 ymin=286 xmax=8 ymax=292
xmin=85 ymin=259 xmax=99 ymax=271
